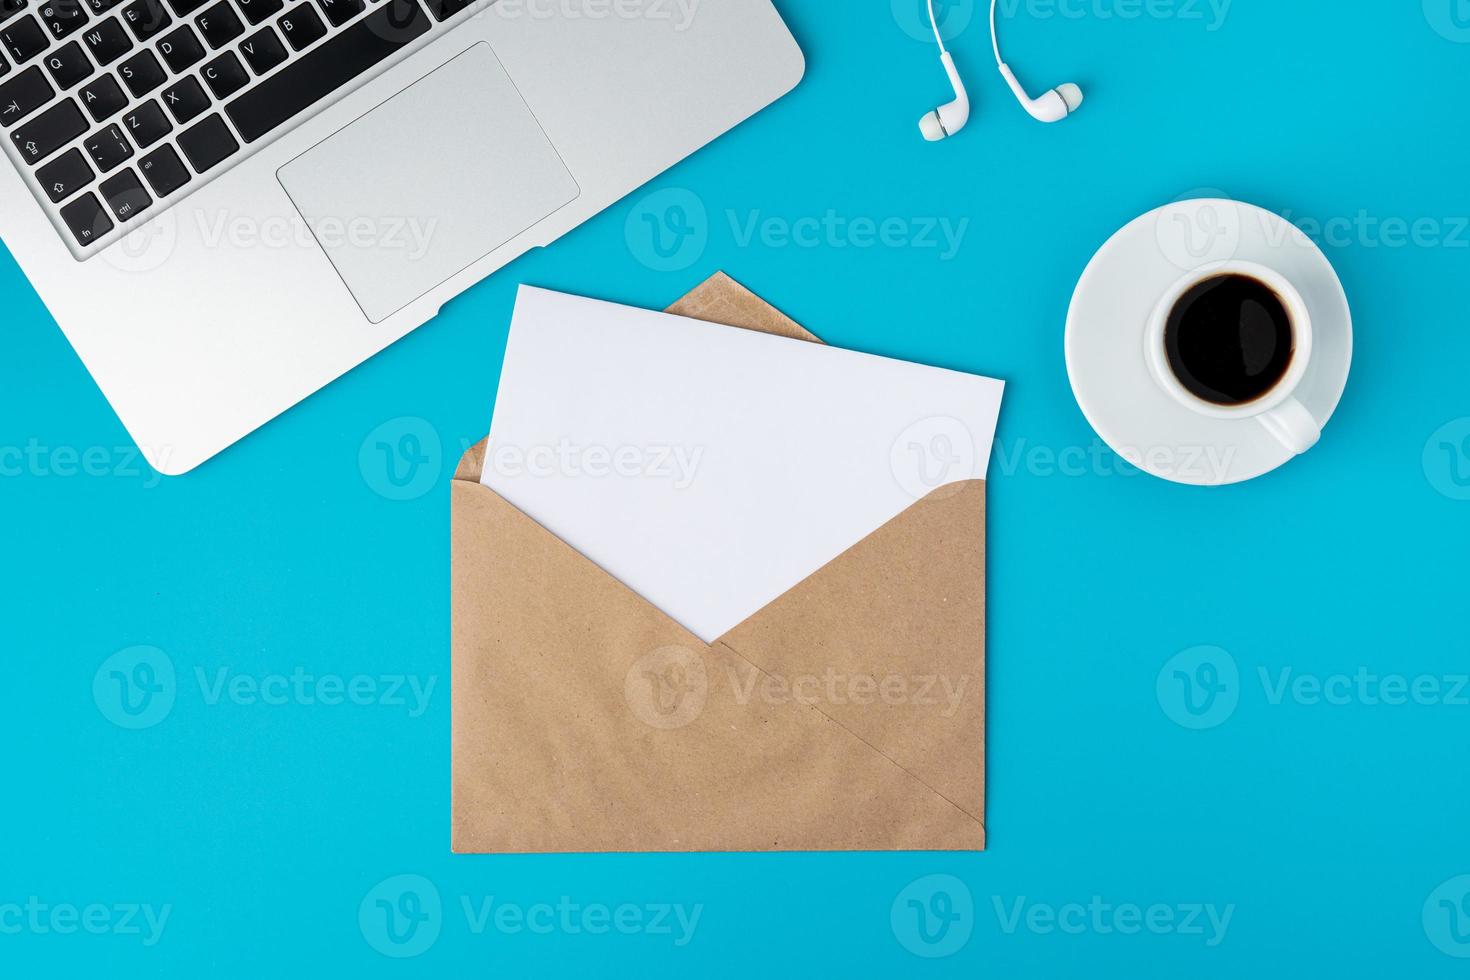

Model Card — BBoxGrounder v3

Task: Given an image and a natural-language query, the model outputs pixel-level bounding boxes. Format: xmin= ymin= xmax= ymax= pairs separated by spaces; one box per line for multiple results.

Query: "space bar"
xmin=226 ymin=0 xmax=432 ymax=144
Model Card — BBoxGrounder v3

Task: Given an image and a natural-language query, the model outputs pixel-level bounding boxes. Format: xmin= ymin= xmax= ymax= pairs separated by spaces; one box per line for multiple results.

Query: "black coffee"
xmin=1164 ymin=274 xmax=1295 ymax=406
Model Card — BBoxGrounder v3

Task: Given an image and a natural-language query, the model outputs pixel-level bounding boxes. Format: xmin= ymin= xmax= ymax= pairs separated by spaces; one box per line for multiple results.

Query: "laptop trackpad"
xmin=278 ymin=43 xmax=579 ymax=323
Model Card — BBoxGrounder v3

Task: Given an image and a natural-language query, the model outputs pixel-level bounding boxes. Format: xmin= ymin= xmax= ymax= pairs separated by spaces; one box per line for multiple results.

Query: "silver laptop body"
xmin=0 ymin=0 xmax=803 ymax=473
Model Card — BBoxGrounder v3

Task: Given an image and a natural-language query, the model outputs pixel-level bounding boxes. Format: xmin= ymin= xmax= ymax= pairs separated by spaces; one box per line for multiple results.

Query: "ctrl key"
xmin=59 ymin=190 xmax=113 ymax=246
xmin=99 ymin=166 xmax=151 ymax=221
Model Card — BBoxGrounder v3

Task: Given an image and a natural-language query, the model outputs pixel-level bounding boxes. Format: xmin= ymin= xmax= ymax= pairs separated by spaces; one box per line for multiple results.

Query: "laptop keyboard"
xmin=0 ymin=0 xmax=476 ymax=255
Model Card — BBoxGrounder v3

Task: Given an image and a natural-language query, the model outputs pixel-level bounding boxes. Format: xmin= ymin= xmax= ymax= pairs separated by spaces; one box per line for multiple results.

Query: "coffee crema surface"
xmin=1163 ymin=274 xmax=1296 ymax=406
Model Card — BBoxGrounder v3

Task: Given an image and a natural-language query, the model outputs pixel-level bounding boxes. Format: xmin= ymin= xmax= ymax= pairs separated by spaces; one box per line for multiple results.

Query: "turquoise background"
xmin=4 ymin=1 xmax=1470 ymax=975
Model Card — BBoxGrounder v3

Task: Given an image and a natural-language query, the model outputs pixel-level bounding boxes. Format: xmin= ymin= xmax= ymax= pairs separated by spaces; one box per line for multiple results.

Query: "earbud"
xmin=917 ymin=0 xmax=1084 ymax=141
xmin=919 ymin=51 xmax=971 ymax=141
xmin=997 ymin=63 xmax=1083 ymax=123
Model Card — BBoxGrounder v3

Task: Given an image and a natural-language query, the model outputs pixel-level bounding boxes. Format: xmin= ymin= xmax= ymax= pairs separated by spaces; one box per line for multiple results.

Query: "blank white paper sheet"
xmin=482 ymin=286 xmax=1005 ymax=644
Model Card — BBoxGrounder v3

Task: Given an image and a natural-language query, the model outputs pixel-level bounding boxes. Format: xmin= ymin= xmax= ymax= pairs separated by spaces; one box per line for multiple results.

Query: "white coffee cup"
xmin=1144 ymin=260 xmax=1320 ymax=455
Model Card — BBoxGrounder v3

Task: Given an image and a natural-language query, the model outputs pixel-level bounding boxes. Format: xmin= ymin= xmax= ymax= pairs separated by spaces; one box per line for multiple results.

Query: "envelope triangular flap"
xmin=715 ymin=478 xmax=984 ymax=824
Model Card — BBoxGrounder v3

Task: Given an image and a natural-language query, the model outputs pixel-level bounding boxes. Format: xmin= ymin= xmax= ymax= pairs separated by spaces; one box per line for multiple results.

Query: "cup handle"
xmin=1258 ymin=396 xmax=1321 ymax=455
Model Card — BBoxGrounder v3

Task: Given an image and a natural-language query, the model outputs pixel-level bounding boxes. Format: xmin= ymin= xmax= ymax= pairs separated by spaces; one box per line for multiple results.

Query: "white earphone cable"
xmin=990 ymin=0 xmax=1003 ymax=66
xmin=928 ymin=0 xmax=1004 ymax=65
xmin=926 ymin=0 xmax=947 ymax=54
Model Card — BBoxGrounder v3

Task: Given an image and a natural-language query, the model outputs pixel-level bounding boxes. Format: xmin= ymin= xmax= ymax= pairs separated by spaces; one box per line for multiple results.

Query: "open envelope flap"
xmin=452 ymin=477 xmax=983 ymax=852
xmin=663 ymin=271 xmax=822 ymax=344
xmin=715 ymin=479 xmax=984 ymax=825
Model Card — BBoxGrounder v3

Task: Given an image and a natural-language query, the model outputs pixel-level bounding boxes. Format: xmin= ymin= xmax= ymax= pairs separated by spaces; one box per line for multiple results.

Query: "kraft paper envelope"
xmin=452 ymin=273 xmax=986 ymax=853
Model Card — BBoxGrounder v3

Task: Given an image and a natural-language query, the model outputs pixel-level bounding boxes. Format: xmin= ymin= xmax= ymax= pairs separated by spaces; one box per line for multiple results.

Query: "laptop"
xmin=0 ymin=0 xmax=803 ymax=474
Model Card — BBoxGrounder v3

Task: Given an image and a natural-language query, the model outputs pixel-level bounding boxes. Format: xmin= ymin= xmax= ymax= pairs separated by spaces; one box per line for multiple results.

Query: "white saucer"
xmin=1065 ymin=199 xmax=1353 ymax=486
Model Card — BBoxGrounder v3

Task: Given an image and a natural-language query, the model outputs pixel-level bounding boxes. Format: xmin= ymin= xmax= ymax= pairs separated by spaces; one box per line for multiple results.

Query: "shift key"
xmin=11 ymin=97 xmax=86 ymax=164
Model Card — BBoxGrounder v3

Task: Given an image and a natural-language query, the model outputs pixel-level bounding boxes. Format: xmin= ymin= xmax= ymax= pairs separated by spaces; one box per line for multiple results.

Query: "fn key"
xmin=60 ymin=191 xmax=114 ymax=246
xmin=176 ymin=112 xmax=237 ymax=172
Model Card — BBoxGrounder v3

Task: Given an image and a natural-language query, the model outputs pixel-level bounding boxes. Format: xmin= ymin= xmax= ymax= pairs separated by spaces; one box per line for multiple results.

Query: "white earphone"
xmin=919 ymin=0 xmax=1083 ymax=140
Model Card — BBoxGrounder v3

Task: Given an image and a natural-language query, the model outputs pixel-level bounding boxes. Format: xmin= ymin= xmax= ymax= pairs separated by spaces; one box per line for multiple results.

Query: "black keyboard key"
xmin=117 ymin=47 xmax=161 ymax=94
xmin=82 ymin=0 xmax=123 ymax=15
xmin=43 ymin=39 xmax=92 ymax=87
xmin=119 ymin=0 xmax=167 ymax=39
xmin=11 ymin=97 xmax=85 ymax=162
xmin=0 ymin=0 xmax=26 ymax=24
xmin=200 ymin=49 xmax=244 ymax=97
xmin=421 ymin=0 xmax=469 ymax=21
xmin=137 ymin=140 xmax=185 ymax=194
xmin=228 ymin=0 xmax=427 ymax=142
xmin=59 ymin=189 xmax=111 ymax=243
xmin=39 ymin=0 xmax=87 ymax=38
xmin=162 ymin=0 xmax=203 ymax=14
xmin=77 ymin=70 xmax=123 ymax=118
xmin=235 ymin=0 xmax=278 ymax=24
xmin=175 ymin=110 xmax=233 ymax=170
xmin=81 ymin=15 xmax=130 ymax=63
xmin=155 ymin=22 xmax=200 ymax=70
xmin=35 ymin=143 xmax=90 ymax=199
xmin=195 ymin=0 xmax=239 ymax=46
xmin=121 ymin=94 xmax=165 ymax=143
xmin=159 ymin=73 xmax=204 ymax=121
xmin=238 ymin=24 xmax=283 ymax=74
xmin=0 ymin=63 xmax=52 ymax=125
xmin=275 ymin=2 xmax=321 ymax=49
xmin=99 ymin=164 xmax=148 ymax=218
xmin=0 ymin=53 xmax=9 ymax=77
xmin=2 ymin=14 xmax=48 ymax=60
xmin=82 ymin=119 xmax=130 ymax=168
xmin=316 ymin=0 xmax=360 ymax=27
